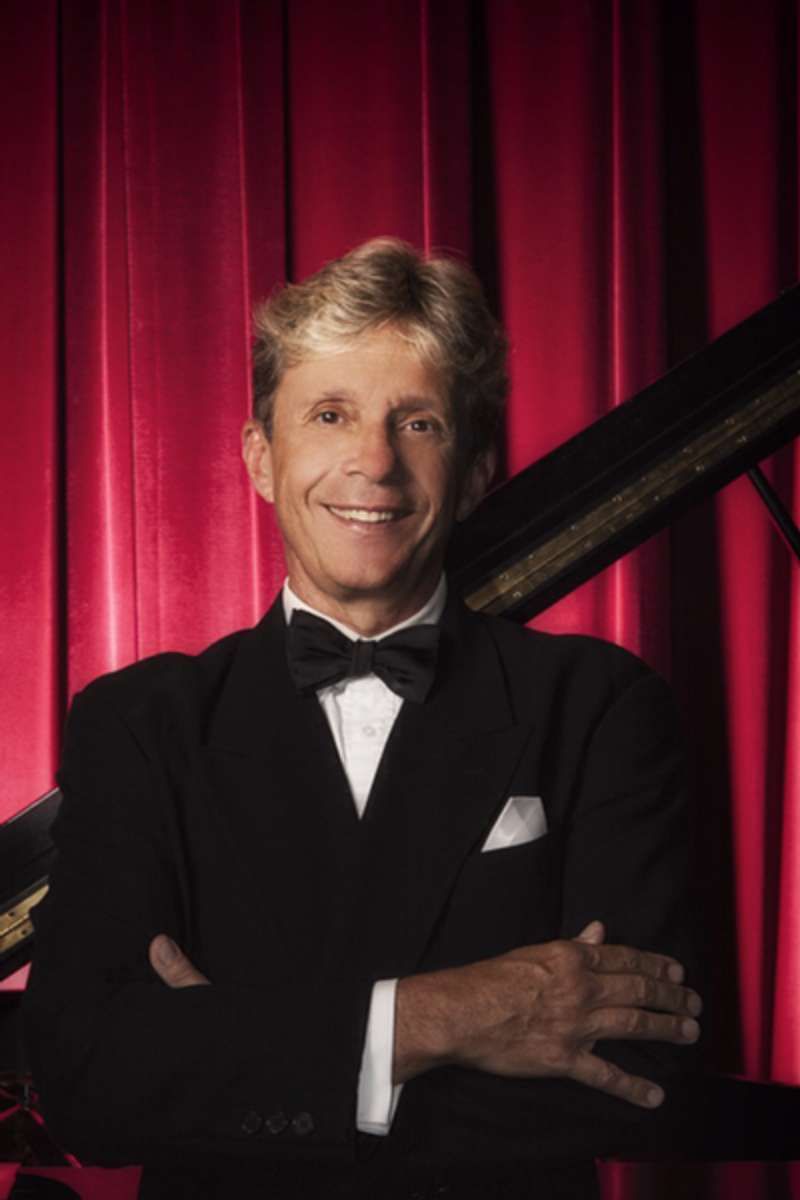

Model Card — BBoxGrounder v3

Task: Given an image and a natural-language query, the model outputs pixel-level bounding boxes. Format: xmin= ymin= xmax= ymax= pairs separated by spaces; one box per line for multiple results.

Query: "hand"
xmin=148 ymin=935 xmax=210 ymax=988
xmin=394 ymin=921 xmax=701 ymax=1109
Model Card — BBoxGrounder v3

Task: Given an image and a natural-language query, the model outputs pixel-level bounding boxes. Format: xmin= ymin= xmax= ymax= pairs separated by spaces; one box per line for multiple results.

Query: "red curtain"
xmin=2 ymin=0 xmax=799 ymax=1192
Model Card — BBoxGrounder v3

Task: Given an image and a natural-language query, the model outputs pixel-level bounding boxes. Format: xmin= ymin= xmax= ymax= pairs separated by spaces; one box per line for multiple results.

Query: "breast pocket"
xmin=423 ymin=833 xmax=561 ymax=970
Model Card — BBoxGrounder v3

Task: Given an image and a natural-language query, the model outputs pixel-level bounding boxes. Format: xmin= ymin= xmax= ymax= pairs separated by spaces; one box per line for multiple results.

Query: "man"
xmin=25 ymin=239 xmax=700 ymax=1199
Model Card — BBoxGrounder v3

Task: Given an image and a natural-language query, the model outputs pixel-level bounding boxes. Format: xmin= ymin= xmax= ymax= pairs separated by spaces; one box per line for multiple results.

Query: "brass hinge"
xmin=0 ymin=884 xmax=49 ymax=959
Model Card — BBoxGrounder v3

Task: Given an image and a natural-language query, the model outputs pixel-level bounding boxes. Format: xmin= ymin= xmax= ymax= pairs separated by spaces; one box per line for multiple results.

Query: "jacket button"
xmin=240 ymin=1110 xmax=263 ymax=1135
xmin=264 ymin=1110 xmax=289 ymax=1135
xmin=291 ymin=1111 xmax=315 ymax=1136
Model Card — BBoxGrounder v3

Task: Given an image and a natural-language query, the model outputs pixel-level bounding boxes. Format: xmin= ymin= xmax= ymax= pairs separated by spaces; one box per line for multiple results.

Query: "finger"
xmin=569 ymin=1050 xmax=666 ymax=1109
xmin=574 ymin=920 xmax=605 ymax=946
xmin=582 ymin=1006 xmax=700 ymax=1045
xmin=149 ymin=935 xmax=210 ymax=988
xmin=592 ymin=972 xmax=702 ymax=1017
xmin=580 ymin=941 xmax=687 ymax=984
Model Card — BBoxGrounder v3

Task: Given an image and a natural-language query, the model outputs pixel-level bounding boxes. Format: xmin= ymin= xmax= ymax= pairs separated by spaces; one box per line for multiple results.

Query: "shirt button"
xmin=240 ymin=1110 xmax=263 ymax=1135
xmin=363 ymin=725 xmax=376 ymax=737
xmin=292 ymin=1111 xmax=315 ymax=1136
xmin=264 ymin=1110 xmax=289 ymax=1135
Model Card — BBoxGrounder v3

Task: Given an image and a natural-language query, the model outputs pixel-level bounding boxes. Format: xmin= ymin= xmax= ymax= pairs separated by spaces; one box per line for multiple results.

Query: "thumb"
xmin=574 ymin=920 xmax=606 ymax=946
xmin=149 ymin=934 xmax=210 ymax=988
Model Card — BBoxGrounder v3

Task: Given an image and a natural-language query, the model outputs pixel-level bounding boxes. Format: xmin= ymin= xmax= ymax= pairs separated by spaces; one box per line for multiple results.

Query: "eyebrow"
xmin=313 ymin=390 xmax=444 ymax=409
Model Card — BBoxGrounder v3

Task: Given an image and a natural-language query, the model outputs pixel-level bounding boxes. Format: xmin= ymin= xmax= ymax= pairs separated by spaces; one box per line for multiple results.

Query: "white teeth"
xmin=328 ymin=506 xmax=399 ymax=523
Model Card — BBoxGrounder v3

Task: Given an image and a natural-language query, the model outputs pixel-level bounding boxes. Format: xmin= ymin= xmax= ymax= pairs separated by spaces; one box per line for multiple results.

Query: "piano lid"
xmin=448 ymin=284 xmax=800 ymax=622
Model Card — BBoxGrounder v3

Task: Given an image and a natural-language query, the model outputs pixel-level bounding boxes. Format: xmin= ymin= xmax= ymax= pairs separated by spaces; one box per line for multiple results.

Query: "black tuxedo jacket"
xmin=25 ymin=594 xmax=694 ymax=1194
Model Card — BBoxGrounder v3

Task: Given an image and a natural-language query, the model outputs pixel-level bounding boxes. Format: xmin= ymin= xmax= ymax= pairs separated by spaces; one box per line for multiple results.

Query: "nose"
xmin=346 ymin=422 xmax=402 ymax=483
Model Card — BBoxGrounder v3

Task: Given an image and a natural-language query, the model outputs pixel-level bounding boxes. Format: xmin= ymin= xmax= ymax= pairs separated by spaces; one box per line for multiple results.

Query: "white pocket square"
xmin=481 ymin=795 xmax=547 ymax=852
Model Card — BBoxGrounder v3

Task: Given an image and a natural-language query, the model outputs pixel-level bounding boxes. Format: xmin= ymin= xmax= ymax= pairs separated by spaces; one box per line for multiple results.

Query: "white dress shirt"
xmin=282 ymin=578 xmax=447 ymax=1136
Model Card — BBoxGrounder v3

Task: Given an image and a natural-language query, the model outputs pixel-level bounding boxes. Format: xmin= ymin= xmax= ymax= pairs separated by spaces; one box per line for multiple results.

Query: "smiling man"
xmin=26 ymin=240 xmax=699 ymax=1200
xmin=242 ymin=325 xmax=488 ymax=634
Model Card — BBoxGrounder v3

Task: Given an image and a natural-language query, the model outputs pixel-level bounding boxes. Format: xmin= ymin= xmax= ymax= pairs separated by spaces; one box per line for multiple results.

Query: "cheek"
xmin=275 ymin=455 xmax=329 ymax=512
xmin=425 ymin=460 xmax=459 ymax=521
xmin=407 ymin=441 xmax=454 ymax=489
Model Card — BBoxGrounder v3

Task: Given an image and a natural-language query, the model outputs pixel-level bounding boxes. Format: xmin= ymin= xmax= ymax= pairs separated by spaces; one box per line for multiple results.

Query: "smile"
xmin=326 ymin=506 xmax=405 ymax=524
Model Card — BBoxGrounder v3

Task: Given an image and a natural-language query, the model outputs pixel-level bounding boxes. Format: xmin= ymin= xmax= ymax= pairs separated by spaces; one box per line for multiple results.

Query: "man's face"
xmin=243 ymin=326 xmax=489 ymax=629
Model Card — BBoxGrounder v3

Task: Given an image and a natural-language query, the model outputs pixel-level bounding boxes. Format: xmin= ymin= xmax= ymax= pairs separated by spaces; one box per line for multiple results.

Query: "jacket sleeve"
xmin=389 ymin=667 xmax=701 ymax=1163
xmin=24 ymin=684 xmax=370 ymax=1167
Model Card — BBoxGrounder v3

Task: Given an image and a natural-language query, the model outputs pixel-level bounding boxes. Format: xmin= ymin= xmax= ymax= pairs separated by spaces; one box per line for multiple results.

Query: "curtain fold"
xmin=2 ymin=0 xmax=799 ymax=1191
xmin=1 ymin=1 xmax=61 ymax=811
xmin=690 ymin=0 xmax=798 ymax=1081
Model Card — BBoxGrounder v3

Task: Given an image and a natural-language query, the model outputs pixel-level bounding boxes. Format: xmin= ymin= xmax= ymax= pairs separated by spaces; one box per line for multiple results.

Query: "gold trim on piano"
xmin=0 ymin=883 xmax=49 ymax=958
xmin=467 ymin=368 xmax=800 ymax=615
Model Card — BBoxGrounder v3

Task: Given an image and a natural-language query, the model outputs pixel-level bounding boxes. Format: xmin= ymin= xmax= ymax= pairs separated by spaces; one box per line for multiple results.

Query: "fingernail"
xmin=682 ymin=1019 xmax=700 ymax=1041
xmin=667 ymin=963 xmax=684 ymax=983
xmin=688 ymin=993 xmax=703 ymax=1016
xmin=156 ymin=937 xmax=178 ymax=965
xmin=647 ymin=1087 xmax=664 ymax=1108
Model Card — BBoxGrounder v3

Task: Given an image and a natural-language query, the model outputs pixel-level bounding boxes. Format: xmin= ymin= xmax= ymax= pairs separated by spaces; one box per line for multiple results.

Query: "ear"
xmin=242 ymin=419 xmax=275 ymax=503
xmin=455 ymin=447 xmax=496 ymax=522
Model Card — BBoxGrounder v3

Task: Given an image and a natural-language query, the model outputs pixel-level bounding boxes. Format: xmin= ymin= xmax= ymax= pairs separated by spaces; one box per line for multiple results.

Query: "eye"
xmin=405 ymin=417 xmax=439 ymax=434
xmin=315 ymin=409 xmax=342 ymax=425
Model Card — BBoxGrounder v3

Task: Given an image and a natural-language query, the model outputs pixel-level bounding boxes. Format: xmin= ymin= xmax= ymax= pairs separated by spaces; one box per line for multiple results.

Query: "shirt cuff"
xmin=356 ymin=978 xmax=403 ymax=1135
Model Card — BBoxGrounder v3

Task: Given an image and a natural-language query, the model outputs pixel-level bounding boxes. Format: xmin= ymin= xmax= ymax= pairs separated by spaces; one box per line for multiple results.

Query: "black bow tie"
xmin=287 ymin=610 xmax=440 ymax=703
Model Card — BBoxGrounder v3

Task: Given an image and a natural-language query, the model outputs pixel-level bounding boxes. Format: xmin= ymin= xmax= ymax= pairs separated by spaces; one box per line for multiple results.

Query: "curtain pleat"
xmin=0 ymin=2 xmax=61 ymax=808
xmin=692 ymin=0 xmax=798 ymax=1081
xmin=2 ymin=1 xmax=800 ymax=1193
xmin=61 ymin=1 xmax=138 ymax=689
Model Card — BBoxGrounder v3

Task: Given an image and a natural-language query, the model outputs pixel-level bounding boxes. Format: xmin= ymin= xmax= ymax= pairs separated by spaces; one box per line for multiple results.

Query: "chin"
xmin=328 ymin=572 xmax=406 ymax=601
xmin=321 ymin=555 xmax=405 ymax=592
xmin=324 ymin=562 xmax=426 ymax=605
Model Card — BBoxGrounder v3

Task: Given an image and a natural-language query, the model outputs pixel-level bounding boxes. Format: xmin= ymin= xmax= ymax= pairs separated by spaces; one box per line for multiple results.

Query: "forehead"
xmin=276 ymin=327 xmax=447 ymax=409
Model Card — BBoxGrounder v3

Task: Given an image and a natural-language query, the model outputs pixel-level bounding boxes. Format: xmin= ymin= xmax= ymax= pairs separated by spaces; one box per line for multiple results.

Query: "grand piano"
xmin=3 ymin=284 xmax=800 ymax=1167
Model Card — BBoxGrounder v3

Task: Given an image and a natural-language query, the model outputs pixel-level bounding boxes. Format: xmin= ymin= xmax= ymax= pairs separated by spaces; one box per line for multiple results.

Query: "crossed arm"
xmin=149 ymin=917 xmax=701 ymax=1112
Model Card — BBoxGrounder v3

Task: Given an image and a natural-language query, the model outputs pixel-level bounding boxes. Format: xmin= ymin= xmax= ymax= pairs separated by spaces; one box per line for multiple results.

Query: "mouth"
xmin=325 ymin=505 xmax=409 ymax=525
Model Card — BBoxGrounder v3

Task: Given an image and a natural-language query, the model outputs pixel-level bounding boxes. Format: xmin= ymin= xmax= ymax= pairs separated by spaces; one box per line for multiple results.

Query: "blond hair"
xmin=252 ymin=238 xmax=507 ymax=463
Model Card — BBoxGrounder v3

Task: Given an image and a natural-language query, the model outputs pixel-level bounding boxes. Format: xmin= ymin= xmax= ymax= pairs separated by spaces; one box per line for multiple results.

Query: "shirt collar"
xmin=282 ymin=577 xmax=447 ymax=643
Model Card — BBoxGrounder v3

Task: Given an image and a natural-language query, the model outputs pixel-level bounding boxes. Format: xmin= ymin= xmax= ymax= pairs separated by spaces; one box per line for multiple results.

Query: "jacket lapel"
xmin=352 ymin=599 xmax=536 ymax=979
xmin=202 ymin=600 xmax=360 ymax=980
